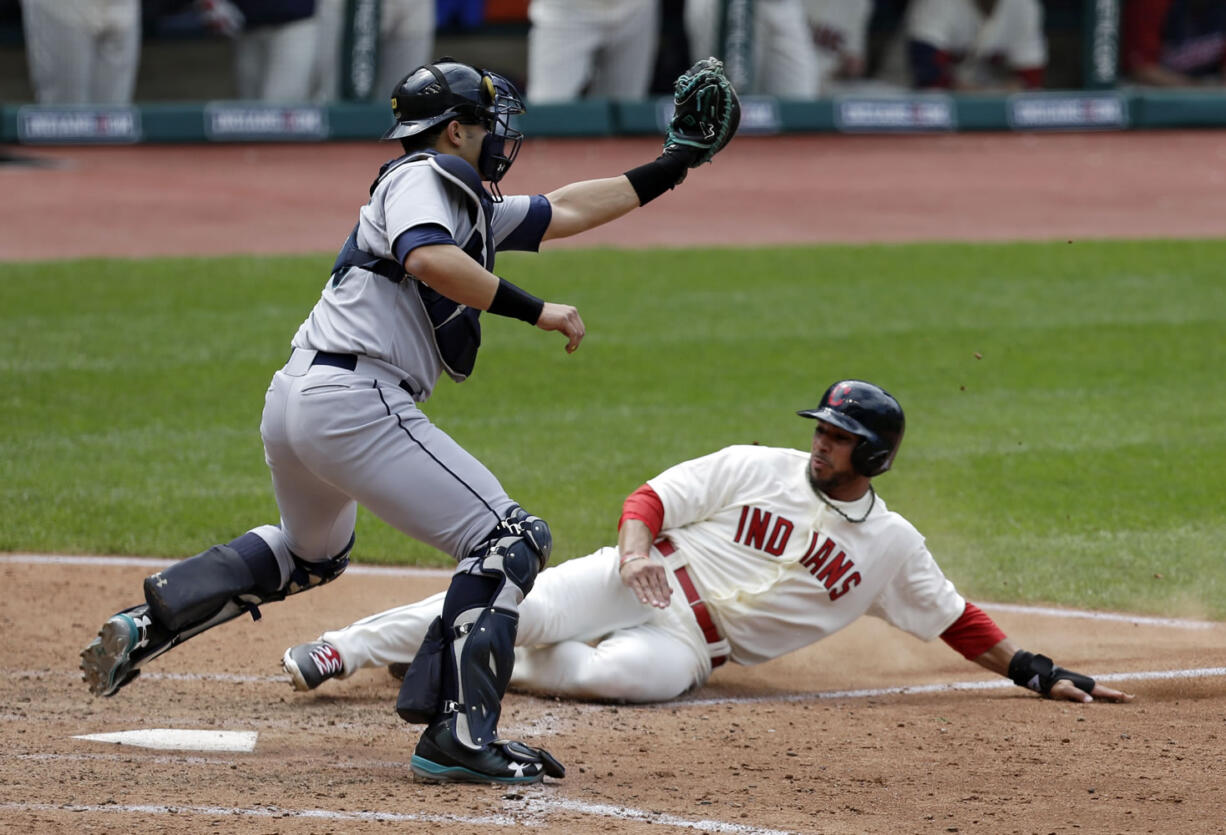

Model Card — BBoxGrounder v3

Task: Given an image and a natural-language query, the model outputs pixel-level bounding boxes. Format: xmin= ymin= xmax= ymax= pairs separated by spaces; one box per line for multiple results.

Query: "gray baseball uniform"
xmin=262 ymin=151 xmax=553 ymax=567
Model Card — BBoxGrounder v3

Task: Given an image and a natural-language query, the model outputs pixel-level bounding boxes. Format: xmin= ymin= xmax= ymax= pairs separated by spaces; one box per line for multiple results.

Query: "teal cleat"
xmin=409 ymin=719 xmax=564 ymax=784
xmin=80 ymin=612 xmax=143 ymax=697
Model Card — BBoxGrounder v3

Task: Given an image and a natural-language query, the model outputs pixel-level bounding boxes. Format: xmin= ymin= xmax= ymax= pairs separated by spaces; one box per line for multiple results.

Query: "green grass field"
xmin=2 ymin=240 xmax=1223 ymax=618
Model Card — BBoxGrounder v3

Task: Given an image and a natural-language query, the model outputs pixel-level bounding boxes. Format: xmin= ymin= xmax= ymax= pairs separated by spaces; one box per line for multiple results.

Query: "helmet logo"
xmin=828 ymin=382 xmax=853 ymax=407
xmin=481 ymin=75 xmax=496 ymax=104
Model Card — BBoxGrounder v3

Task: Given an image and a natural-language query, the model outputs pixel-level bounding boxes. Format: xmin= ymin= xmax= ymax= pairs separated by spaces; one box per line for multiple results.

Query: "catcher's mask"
xmin=382 ymin=58 xmax=525 ymax=199
xmin=797 ymin=380 xmax=905 ymax=477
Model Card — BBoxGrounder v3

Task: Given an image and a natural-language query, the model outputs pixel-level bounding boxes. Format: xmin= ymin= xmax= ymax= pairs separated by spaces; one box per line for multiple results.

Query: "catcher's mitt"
xmin=665 ymin=57 xmax=741 ymax=167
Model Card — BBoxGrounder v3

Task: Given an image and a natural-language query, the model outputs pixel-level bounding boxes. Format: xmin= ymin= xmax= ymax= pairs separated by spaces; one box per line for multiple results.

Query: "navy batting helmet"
xmin=797 ymin=380 xmax=905 ymax=477
xmin=382 ymin=59 xmax=524 ymax=194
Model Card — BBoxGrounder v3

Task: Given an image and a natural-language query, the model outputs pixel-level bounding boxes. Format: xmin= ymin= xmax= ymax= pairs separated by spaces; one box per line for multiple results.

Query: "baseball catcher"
xmin=80 ymin=55 xmax=740 ymax=787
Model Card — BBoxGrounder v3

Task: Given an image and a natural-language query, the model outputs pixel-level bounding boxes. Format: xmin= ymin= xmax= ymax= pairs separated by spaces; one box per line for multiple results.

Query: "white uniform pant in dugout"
xmin=685 ymin=0 xmax=819 ymax=97
xmin=19 ymin=0 xmax=140 ymax=104
xmin=260 ymin=348 xmax=516 ymax=563
xmin=526 ymin=0 xmax=659 ymax=102
xmin=320 ymin=547 xmax=717 ymax=702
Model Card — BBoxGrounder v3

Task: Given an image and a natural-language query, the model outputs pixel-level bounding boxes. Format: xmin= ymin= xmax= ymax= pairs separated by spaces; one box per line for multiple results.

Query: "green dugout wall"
xmin=3 ymin=89 xmax=1225 ymax=145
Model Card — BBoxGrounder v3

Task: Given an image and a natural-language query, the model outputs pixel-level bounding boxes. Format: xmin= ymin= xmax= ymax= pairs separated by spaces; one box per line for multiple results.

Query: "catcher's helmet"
xmin=797 ymin=380 xmax=905 ymax=477
xmin=382 ymin=59 xmax=525 ymax=195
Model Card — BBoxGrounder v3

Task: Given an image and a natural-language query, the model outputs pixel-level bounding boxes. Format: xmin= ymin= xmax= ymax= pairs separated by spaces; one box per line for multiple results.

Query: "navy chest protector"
xmin=330 ymin=151 xmax=496 ymax=381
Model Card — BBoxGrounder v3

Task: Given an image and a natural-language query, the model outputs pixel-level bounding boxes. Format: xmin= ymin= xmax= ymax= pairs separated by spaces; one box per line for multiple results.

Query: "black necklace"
xmin=819 ymin=486 xmax=876 ymax=524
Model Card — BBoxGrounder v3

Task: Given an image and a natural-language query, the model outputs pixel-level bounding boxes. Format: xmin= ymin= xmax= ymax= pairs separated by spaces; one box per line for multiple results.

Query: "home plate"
xmin=73 ymin=729 xmax=258 ymax=753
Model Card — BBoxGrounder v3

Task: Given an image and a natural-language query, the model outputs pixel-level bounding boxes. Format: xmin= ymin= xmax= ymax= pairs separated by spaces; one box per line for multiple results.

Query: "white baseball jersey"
xmin=316 ymin=445 xmax=967 ymax=702
xmin=648 ymin=445 xmax=964 ymax=665
xmin=804 ymin=0 xmax=873 ymax=94
xmin=907 ymin=0 xmax=1047 ymax=69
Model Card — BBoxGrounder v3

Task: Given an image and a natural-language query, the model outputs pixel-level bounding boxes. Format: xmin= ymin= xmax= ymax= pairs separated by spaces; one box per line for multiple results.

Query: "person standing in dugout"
xmin=80 ymin=57 xmax=740 ymax=785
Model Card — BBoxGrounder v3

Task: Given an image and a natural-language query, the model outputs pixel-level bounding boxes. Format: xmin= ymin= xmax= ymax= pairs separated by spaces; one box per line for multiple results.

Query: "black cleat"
xmin=409 ymin=718 xmax=565 ymax=784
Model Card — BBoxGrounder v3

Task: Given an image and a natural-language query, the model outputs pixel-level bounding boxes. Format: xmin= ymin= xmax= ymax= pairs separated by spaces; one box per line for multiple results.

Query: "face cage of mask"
xmin=478 ymin=92 xmax=524 ymax=201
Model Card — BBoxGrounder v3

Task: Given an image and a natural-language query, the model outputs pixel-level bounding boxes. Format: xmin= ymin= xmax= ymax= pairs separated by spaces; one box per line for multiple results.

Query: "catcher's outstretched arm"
xmin=541 ymin=176 xmax=642 ymax=241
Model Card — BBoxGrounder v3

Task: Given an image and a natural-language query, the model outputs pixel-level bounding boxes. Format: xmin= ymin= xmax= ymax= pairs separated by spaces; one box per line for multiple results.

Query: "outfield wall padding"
xmin=3 ymin=90 xmax=1224 ymax=145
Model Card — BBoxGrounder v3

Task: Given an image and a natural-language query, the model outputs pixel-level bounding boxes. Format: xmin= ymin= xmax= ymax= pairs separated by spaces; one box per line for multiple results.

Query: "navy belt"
xmin=310 ymin=351 xmax=358 ymax=371
xmin=309 ymin=351 xmax=419 ymax=398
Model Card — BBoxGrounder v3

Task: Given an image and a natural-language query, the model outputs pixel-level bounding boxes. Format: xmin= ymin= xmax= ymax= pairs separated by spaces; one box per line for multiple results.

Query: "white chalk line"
xmin=679 ymin=665 xmax=1226 ymax=706
xmin=13 ymin=665 xmax=1226 ymax=716
xmin=0 ymin=802 xmax=524 ymax=828
xmin=0 ymin=552 xmax=452 ymax=578
xmin=16 ymin=751 xmax=239 ymax=766
xmin=522 ymin=793 xmax=798 ymax=835
xmin=0 ymin=797 xmax=798 ymax=834
xmin=4 ymin=552 xmax=1219 ymax=629
xmin=978 ymin=602 xmax=1215 ymax=630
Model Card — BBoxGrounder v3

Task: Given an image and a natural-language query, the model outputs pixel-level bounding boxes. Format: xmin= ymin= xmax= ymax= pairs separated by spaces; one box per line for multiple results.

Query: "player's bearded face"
xmin=808 ymin=424 xmax=858 ymax=494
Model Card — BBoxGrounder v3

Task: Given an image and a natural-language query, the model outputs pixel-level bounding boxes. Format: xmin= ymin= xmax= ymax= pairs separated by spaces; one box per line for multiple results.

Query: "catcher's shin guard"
xmin=397 ymin=508 xmax=563 ymax=780
xmin=397 ymin=509 xmax=550 ymax=730
xmin=82 ymin=531 xmax=352 ymax=697
xmin=144 ymin=530 xmax=352 ymax=630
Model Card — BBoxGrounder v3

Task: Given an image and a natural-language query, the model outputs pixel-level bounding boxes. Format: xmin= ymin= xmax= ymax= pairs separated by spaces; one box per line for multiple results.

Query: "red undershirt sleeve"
xmin=940 ymin=602 xmax=1007 ymax=659
xmin=618 ymin=483 xmax=664 ymax=538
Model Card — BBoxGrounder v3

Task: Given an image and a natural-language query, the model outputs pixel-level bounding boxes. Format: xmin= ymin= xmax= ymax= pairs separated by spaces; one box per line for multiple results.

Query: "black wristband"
xmin=624 ymin=151 xmax=690 ymax=206
xmin=1008 ymin=650 xmax=1096 ymax=697
xmin=488 ymin=277 xmax=545 ymax=324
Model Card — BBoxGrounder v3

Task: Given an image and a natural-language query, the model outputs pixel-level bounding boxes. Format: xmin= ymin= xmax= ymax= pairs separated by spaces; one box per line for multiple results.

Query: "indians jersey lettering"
xmin=648 ymin=445 xmax=964 ymax=666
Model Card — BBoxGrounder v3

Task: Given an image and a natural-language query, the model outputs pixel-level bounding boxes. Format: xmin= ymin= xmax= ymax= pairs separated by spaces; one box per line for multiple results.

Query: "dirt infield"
xmin=3 ymin=131 xmax=1226 ymax=832
xmin=3 ymin=555 xmax=1225 ymax=833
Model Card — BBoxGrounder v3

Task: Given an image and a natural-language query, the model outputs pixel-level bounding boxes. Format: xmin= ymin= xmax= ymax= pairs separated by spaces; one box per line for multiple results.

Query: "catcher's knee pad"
xmin=467 ymin=507 xmax=552 ymax=601
xmin=144 ymin=531 xmax=352 ymax=632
